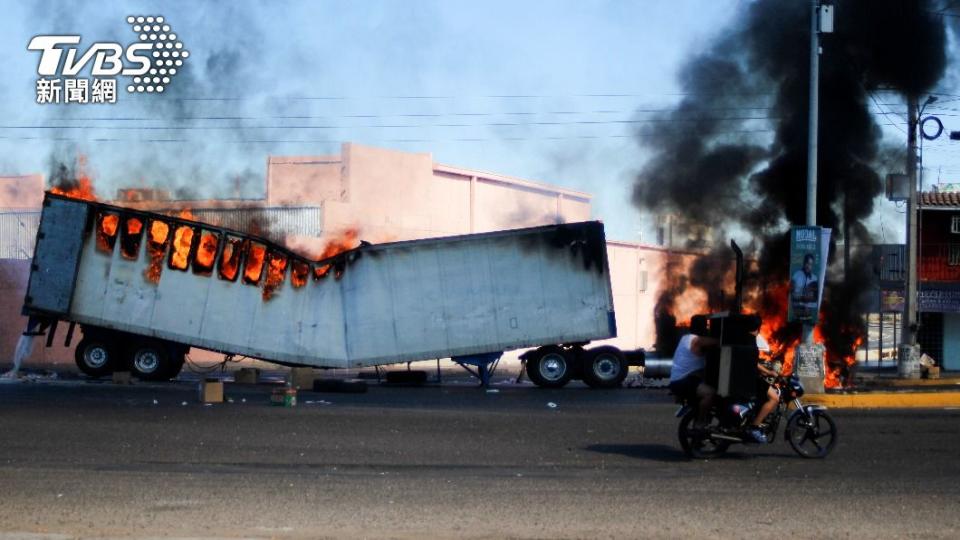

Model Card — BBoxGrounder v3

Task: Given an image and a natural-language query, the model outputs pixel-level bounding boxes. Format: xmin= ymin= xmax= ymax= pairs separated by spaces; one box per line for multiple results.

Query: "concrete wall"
xmin=0 ymin=175 xmax=44 ymax=210
xmin=267 ymin=143 xmax=592 ymax=246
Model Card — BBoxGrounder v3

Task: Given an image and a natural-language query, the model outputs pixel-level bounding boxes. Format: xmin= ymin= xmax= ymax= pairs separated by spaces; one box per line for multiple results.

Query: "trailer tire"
xmin=75 ymin=337 xmax=117 ymax=378
xmin=128 ymin=341 xmax=173 ymax=381
xmin=525 ymin=346 xmax=573 ymax=388
xmin=581 ymin=346 xmax=627 ymax=388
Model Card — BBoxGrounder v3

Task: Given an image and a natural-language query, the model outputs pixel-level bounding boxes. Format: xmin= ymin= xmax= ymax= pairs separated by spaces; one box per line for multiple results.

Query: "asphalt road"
xmin=1 ymin=375 xmax=958 ymax=539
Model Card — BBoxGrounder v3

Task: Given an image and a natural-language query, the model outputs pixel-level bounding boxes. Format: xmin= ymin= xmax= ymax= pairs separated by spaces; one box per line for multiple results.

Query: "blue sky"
xmin=0 ymin=0 xmax=957 ymax=244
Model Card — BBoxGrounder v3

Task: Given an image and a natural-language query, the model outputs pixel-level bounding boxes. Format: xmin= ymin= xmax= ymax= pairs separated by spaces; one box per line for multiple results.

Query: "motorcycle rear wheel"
xmin=786 ymin=408 xmax=837 ymax=458
xmin=678 ymin=410 xmax=730 ymax=459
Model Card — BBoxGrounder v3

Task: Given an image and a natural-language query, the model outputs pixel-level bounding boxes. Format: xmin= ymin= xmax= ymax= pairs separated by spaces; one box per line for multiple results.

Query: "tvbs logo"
xmin=28 ymin=15 xmax=189 ymax=104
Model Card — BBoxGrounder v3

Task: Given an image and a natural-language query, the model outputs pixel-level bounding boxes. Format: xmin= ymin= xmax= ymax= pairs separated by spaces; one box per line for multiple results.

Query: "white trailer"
xmin=23 ymin=193 xmax=639 ymax=387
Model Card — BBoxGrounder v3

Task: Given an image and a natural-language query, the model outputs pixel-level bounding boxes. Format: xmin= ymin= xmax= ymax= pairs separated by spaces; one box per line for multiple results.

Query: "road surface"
xmin=0 ymin=376 xmax=958 ymax=539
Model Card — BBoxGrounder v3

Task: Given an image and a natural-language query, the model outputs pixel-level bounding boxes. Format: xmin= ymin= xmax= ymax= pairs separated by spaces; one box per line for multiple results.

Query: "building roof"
xmin=921 ymin=191 xmax=960 ymax=207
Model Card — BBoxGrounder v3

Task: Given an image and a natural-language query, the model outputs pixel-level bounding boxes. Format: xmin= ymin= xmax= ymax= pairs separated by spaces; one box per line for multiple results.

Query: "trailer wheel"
xmin=75 ymin=338 xmax=116 ymax=378
xmin=128 ymin=341 xmax=172 ymax=381
xmin=581 ymin=346 xmax=627 ymax=389
xmin=525 ymin=346 xmax=573 ymax=388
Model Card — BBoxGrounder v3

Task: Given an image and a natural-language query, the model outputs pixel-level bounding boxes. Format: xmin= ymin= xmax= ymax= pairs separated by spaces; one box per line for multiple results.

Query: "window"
xmin=291 ymin=260 xmax=309 ymax=288
xmin=217 ymin=236 xmax=244 ymax=282
xmin=119 ymin=216 xmax=144 ymax=260
xmin=144 ymin=220 xmax=170 ymax=283
xmin=639 ymin=270 xmax=648 ymax=293
xmin=949 ymin=245 xmax=960 ymax=266
xmin=167 ymin=225 xmax=196 ymax=271
xmin=263 ymin=251 xmax=288 ymax=299
xmin=95 ymin=212 xmax=119 ymax=254
xmin=192 ymin=230 xmax=219 ymax=276
xmin=242 ymin=241 xmax=266 ymax=285
xmin=951 ymin=215 xmax=960 ymax=234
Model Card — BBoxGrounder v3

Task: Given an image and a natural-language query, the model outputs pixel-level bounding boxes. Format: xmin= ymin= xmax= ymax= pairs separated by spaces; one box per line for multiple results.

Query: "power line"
xmin=165 ymin=91 xmax=781 ymax=102
xmin=870 ymin=92 xmax=908 ymax=134
xmin=11 ymin=105 xmax=779 ymax=123
xmin=0 ymin=128 xmax=777 ymax=145
xmin=0 ymin=115 xmax=782 ymax=131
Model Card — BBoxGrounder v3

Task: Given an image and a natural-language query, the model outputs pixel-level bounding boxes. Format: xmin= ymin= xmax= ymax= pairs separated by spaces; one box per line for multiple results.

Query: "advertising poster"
xmin=787 ymin=226 xmax=831 ymax=323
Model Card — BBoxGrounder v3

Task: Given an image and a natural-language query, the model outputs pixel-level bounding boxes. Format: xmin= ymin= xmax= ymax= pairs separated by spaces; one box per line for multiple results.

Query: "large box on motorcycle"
xmin=705 ymin=313 xmax=759 ymax=346
xmin=705 ymin=345 xmax=758 ymax=400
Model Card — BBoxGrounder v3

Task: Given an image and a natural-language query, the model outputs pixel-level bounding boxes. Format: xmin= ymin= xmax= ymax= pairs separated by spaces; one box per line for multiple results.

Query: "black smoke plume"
xmin=635 ymin=1 xmax=952 ymax=377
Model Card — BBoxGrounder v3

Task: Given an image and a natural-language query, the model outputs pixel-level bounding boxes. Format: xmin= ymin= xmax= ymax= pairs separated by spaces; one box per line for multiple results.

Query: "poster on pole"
xmin=787 ymin=226 xmax=831 ymax=323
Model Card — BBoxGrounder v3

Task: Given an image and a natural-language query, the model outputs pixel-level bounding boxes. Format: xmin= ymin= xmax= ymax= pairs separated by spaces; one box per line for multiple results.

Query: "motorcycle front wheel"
xmin=785 ymin=408 xmax=837 ymax=458
xmin=678 ymin=410 xmax=730 ymax=459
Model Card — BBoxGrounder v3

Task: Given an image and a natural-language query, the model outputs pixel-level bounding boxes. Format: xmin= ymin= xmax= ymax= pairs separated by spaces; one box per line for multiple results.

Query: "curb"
xmin=805 ymin=391 xmax=960 ymax=409
xmin=860 ymin=378 xmax=960 ymax=388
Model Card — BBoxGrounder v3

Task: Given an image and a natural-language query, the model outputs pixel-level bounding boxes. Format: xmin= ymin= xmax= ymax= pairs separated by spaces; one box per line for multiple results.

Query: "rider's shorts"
xmin=668 ymin=374 xmax=703 ymax=401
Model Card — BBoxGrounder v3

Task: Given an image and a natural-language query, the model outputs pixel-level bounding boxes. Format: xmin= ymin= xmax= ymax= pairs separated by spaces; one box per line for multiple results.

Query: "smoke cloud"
xmin=634 ymin=1 xmax=954 ymax=372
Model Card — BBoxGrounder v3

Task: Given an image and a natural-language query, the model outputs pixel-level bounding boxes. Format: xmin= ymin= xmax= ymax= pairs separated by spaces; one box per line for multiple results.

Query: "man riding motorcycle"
xmin=670 ymin=314 xmax=775 ymax=443
xmin=667 ymin=316 xmax=718 ymax=429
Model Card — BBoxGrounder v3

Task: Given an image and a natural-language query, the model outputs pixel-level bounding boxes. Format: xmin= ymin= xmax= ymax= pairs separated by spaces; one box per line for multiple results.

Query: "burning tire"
xmin=74 ymin=337 xmax=117 ymax=378
xmin=581 ymin=346 xmax=627 ymax=388
xmin=128 ymin=341 xmax=173 ymax=381
xmin=524 ymin=346 xmax=573 ymax=388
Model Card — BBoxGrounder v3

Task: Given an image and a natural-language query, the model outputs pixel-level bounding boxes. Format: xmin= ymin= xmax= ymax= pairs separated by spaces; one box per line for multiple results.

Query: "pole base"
xmin=897 ymin=344 xmax=921 ymax=379
xmin=795 ymin=342 xmax=825 ymax=394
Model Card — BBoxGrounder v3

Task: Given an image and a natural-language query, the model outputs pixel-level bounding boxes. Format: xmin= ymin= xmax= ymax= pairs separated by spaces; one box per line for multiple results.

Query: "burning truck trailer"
xmin=21 ymin=192 xmax=642 ymax=388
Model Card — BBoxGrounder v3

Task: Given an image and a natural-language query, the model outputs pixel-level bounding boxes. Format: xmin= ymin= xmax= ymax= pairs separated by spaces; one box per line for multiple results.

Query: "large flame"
xmin=312 ymin=229 xmax=359 ymax=280
xmin=51 ymin=155 xmax=97 ymax=201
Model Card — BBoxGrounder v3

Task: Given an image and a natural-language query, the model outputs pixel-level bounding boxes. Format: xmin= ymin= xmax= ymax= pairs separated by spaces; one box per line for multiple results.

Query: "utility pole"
xmin=796 ymin=0 xmax=831 ymax=393
xmin=806 ymin=0 xmax=820 ymax=229
xmin=802 ymin=0 xmax=824 ymax=348
xmin=899 ymin=95 xmax=921 ymax=377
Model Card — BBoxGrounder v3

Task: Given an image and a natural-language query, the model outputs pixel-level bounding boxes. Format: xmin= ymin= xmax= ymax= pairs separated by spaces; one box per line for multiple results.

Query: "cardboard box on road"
xmin=200 ymin=379 xmax=224 ymax=403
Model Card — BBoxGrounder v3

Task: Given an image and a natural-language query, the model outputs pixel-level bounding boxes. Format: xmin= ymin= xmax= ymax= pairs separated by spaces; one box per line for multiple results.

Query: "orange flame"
xmin=194 ymin=231 xmax=219 ymax=274
xmin=170 ymin=225 xmax=194 ymax=270
xmin=120 ymin=217 xmax=143 ymax=260
xmin=51 ymin=155 xmax=97 ymax=201
xmin=244 ymin=243 xmax=266 ymax=284
xmin=218 ymin=237 xmax=243 ymax=281
xmin=262 ymin=252 xmax=288 ymax=300
xmin=291 ymin=260 xmax=309 ymax=288
xmin=311 ymin=229 xmax=359 ymax=281
xmin=96 ymin=213 xmax=119 ymax=253
xmin=126 ymin=217 xmax=143 ymax=235
xmin=144 ymin=220 xmax=169 ymax=283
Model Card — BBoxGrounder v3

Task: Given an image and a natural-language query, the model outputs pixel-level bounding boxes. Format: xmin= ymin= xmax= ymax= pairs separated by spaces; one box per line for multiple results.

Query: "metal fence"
xmin=188 ymin=206 xmax=323 ymax=240
xmin=0 ymin=212 xmax=40 ymax=259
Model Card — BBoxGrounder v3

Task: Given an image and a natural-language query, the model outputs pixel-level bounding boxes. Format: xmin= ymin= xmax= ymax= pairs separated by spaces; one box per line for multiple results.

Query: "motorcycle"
xmin=676 ymin=374 xmax=837 ymax=459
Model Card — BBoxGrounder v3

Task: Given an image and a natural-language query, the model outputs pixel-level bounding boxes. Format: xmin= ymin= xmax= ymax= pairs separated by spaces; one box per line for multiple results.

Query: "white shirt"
xmin=756 ymin=334 xmax=770 ymax=353
xmin=670 ymin=334 xmax=705 ymax=382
